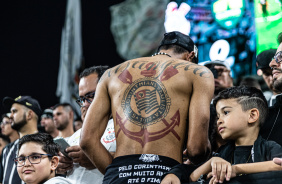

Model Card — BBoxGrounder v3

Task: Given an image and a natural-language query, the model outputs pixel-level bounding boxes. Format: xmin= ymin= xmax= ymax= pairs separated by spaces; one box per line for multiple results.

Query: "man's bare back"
xmin=80 ymin=32 xmax=214 ymax=183
xmin=81 ymin=56 xmax=214 ymax=171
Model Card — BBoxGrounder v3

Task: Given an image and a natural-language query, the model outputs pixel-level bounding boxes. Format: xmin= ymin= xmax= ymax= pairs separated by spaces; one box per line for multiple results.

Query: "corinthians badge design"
xmin=121 ymin=78 xmax=171 ymax=127
xmin=139 ymin=154 xmax=160 ymax=163
xmin=116 ymin=62 xmax=181 ymax=147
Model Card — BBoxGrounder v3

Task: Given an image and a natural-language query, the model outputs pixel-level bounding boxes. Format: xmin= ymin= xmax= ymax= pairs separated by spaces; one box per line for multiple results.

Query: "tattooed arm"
xmin=80 ymin=72 xmax=112 ymax=174
xmin=186 ymin=65 xmax=214 ymax=165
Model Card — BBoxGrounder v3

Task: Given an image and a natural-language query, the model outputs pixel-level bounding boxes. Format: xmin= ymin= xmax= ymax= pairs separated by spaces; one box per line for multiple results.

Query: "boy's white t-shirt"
xmin=66 ymin=119 xmax=116 ymax=184
xmin=44 ymin=176 xmax=73 ymax=184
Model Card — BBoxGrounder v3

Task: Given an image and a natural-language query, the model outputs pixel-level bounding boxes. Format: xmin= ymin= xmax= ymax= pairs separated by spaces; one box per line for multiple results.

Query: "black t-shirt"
xmin=260 ymin=95 xmax=282 ymax=146
xmin=232 ymin=146 xmax=253 ymax=165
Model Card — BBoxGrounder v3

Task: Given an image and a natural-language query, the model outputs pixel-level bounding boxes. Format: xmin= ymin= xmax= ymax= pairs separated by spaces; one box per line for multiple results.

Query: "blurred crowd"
xmin=0 ymin=28 xmax=282 ymax=184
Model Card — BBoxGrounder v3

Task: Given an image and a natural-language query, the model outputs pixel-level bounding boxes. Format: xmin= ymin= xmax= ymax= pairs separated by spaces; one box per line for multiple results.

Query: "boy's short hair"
xmin=213 ymin=86 xmax=268 ymax=127
xmin=18 ymin=133 xmax=59 ymax=157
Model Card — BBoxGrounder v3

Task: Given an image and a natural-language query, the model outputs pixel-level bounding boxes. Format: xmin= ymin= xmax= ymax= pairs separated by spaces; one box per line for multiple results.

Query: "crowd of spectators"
xmin=0 ymin=31 xmax=281 ymax=184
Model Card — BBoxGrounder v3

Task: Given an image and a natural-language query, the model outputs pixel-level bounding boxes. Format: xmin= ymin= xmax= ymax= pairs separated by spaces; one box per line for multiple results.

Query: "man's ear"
xmin=183 ymin=51 xmax=195 ymax=62
xmin=69 ymin=110 xmax=74 ymax=119
xmin=26 ymin=110 xmax=33 ymax=120
xmin=248 ymin=108 xmax=259 ymax=124
xmin=50 ymin=156 xmax=59 ymax=171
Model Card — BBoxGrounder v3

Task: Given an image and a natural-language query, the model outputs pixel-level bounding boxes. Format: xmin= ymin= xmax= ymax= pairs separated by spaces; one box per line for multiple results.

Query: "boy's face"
xmin=17 ymin=142 xmax=57 ymax=184
xmin=216 ymin=99 xmax=249 ymax=140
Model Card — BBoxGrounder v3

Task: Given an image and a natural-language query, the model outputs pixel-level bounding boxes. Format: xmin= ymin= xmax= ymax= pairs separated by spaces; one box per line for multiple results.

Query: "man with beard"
xmin=260 ymin=32 xmax=282 ymax=146
xmin=256 ymin=49 xmax=281 ymax=106
xmin=40 ymin=109 xmax=59 ymax=138
xmin=204 ymin=60 xmax=233 ymax=98
xmin=52 ymin=103 xmax=74 ymax=139
xmin=1 ymin=95 xmax=42 ymax=184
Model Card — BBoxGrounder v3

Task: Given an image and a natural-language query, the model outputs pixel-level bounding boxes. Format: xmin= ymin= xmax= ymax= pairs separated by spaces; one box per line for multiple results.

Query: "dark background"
xmin=0 ymin=0 xmax=125 ymax=114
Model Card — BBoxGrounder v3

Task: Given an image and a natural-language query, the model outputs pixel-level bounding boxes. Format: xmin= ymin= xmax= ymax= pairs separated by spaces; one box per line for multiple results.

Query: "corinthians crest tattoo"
xmin=121 ymin=78 xmax=171 ymax=127
xmin=112 ymin=61 xmax=210 ymax=147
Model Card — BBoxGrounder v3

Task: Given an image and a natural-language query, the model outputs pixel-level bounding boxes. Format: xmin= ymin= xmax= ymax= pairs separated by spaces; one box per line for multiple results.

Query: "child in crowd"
xmin=14 ymin=133 xmax=72 ymax=184
xmin=161 ymin=86 xmax=282 ymax=184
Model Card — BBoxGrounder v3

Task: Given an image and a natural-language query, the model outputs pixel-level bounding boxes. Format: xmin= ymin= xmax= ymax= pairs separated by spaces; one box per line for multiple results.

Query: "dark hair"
xmin=158 ymin=44 xmax=187 ymax=54
xmin=1 ymin=113 xmax=10 ymax=120
xmin=79 ymin=65 xmax=109 ymax=80
xmin=18 ymin=133 xmax=59 ymax=156
xmin=277 ymin=32 xmax=282 ymax=44
xmin=239 ymin=77 xmax=261 ymax=90
xmin=208 ymin=105 xmax=218 ymax=152
xmin=0 ymin=134 xmax=10 ymax=144
xmin=213 ymin=86 xmax=268 ymax=127
xmin=52 ymin=103 xmax=73 ymax=112
xmin=158 ymin=45 xmax=198 ymax=64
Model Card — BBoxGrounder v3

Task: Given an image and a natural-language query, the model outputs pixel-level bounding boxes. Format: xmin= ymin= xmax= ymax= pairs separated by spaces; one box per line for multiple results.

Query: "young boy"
xmin=14 ymin=133 xmax=72 ymax=184
xmin=161 ymin=86 xmax=282 ymax=184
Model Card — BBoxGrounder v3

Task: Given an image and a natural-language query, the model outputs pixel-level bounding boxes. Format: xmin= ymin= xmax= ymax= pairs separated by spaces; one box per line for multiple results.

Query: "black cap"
xmin=158 ymin=31 xmax=198 ymax=59
xmin=204 ymin=60 xmax=230 ymax=70
xmin=3 ymin=96 xmax=42 ymax=117
xmin=256 ymin=49 xmax=276 ymax=69
xmin=41 ymin=109 xmax=53 ymax=119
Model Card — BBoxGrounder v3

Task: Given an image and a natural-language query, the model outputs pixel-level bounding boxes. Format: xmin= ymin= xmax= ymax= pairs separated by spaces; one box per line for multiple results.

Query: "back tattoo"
xmin=102 ymin=60 xmax=211 ymax=147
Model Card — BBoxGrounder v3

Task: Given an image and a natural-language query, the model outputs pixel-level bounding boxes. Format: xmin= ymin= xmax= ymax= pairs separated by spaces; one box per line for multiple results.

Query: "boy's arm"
xmin=190 ymin=157 xmax=233 ymax=182
xmin=232 ymin=161 xmax=282 ymax=175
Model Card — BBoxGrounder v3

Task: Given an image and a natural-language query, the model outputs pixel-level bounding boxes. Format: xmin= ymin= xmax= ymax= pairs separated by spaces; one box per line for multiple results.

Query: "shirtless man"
xmin=80 ymin=31 xmax=214 ymax=183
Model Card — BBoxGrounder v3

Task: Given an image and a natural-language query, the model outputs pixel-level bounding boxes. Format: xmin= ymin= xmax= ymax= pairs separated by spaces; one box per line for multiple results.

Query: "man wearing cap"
xmin=1 ymin=95 xmax=41 ymax=184
xmin=204 ymin=60 xmax=233 ymax=98
xmin=80 ymin=31 xmax=214 ymax=183
xmin=40 ymin=109 xmax=59 ymax=138
xmin=257 ymin=49 xmax=281 ymax=106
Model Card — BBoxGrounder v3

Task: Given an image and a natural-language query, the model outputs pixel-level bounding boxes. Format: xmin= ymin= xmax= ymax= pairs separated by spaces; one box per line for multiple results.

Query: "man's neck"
xmin=158 ymin=49 xmax=186 ymax=60
xmin=9 ymin=131 xmax=19 ymax=142
xmin=50 ymin=129 xmax=59 ymax=138
xmin=19 ymin=120 xmax=39 ymax=138
xmin=19 ymin=128 xmax=38 ymax=138
xmin=58 ymin=127 xmax=74 ymax=138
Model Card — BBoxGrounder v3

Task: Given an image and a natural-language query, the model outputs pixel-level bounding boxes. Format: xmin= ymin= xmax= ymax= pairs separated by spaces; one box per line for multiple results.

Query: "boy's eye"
xmin=30 ymin=155 xmax=41 ymax=160
xmin=223 ymin=111 xmax=229 ymax=115
xmin=18 ymin=157 xmax=25 ymax=162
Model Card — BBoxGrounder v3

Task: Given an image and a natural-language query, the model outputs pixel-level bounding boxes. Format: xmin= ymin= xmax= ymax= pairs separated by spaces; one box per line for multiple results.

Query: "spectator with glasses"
xmin=256 ymin=49 xmax=281 ymax=106
xmin=1 ymin=95 xmax=42 ymax=184
xmin=57 ymin=66 xmax=116 ymax=184
xmin=15 ymin=133 xmax=72 ymax=184
xmin=260 ymin=32 xmax=282 ymax=147
xmin=1 ymin=113 xmax=19 ymax=143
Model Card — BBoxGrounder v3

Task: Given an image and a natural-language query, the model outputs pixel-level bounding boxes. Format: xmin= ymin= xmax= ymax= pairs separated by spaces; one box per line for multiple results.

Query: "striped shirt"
xmin=0 ymin=139 xmax=24 ymax=184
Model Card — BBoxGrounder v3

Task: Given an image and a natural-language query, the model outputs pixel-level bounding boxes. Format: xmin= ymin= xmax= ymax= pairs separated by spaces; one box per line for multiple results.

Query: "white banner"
xmin=56 ymin=0 xmax=82 ymax=116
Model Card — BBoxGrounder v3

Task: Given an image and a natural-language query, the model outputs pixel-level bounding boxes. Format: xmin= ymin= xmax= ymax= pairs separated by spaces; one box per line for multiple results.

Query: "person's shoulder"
xmin=2 ymin=139 xmax=19 ymax=153
xmin=178 ymin=61 xmax=213 ymax=78
xmin=262 ymin=137 xmax=282 ymax=149
xmin=44 ymin=176 xmax=73 ymax=184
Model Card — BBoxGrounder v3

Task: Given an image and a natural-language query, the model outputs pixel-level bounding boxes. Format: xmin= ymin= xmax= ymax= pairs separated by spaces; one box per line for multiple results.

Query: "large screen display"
xmin=167 ymin=0 xmax=257 ymax=78
xmin=255 ymin=0 xmax=282 ymax=54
